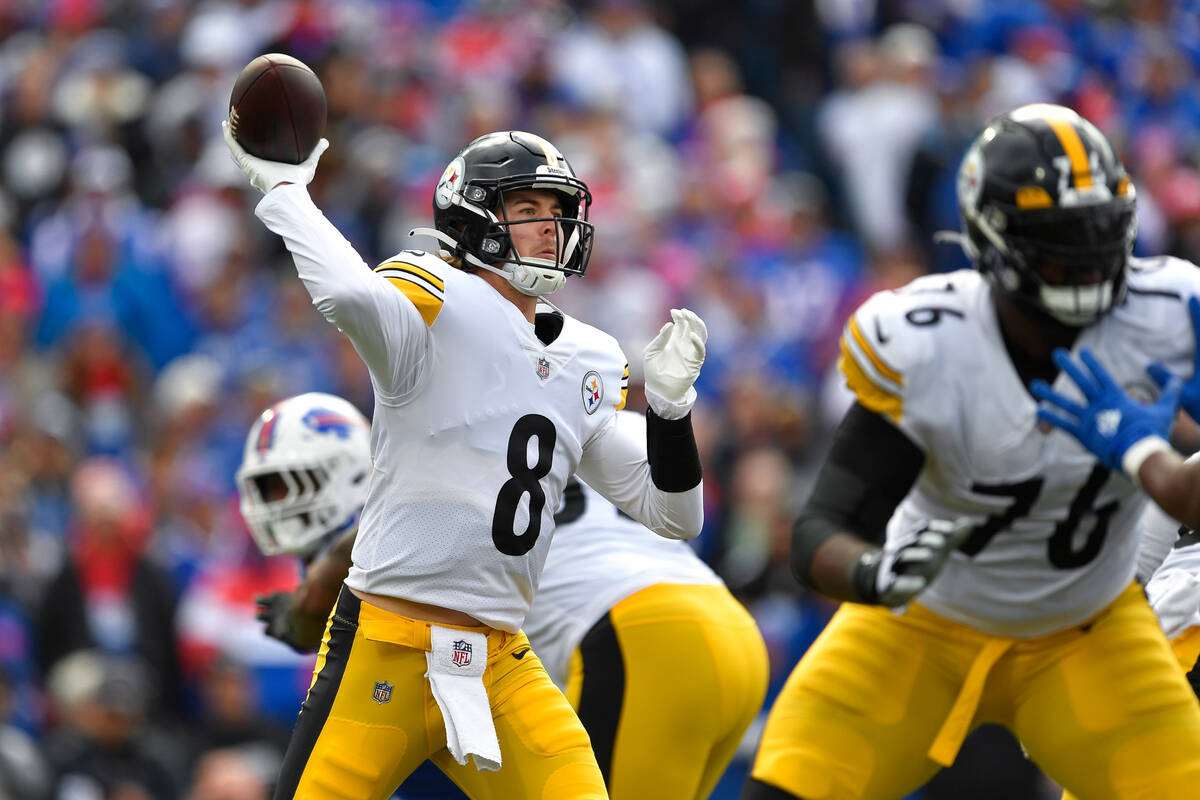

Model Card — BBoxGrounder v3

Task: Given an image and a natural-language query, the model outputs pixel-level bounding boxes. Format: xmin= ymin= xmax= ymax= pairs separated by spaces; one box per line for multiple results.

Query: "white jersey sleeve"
xmin=1145 ymin=532 xmax=1200 ymax=640
xmin=254 ymin=185 xmax=433 ymax=402
xmin=837 ymin=273 xmax=951 ymax=449
xmin=576 ymin=410 xmax=703 ymax=540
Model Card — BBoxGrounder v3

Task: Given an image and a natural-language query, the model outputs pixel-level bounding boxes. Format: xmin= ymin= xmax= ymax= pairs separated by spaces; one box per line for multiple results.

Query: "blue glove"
xmin=1031 ymin=348 xmax=1181 ymax=478
xmin=1147 ymin=296 xmax=1200 ymax=421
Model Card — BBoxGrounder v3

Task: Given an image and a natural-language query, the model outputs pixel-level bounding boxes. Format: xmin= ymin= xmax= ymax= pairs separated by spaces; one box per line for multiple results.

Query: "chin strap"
xmin=408 ymin=227 xmax=565 ymax=297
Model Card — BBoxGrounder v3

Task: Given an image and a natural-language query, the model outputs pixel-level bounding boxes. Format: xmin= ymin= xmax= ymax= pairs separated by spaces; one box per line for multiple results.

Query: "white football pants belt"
xmin=425 ymin=626 xmax=501 ymax=771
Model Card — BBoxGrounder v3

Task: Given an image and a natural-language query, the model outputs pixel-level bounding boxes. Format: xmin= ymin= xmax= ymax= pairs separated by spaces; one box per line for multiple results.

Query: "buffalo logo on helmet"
xmin=451 ymin=639 xmax=472 ymax=667
xmin=581 ymin=371 xmax=603 ymax=414
xmin=302 ymin=407 xmax=361 ymax=439
xmin=373 ymin=680 xmax=393 ymax=704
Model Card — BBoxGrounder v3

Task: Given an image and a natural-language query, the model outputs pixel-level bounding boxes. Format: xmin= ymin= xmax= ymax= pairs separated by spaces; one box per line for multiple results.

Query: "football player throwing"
xmin=224 ymin=125 xmax=707 ymax=800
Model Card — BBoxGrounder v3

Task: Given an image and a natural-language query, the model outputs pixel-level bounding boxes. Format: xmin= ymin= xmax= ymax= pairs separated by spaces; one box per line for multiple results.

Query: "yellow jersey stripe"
xmin=848 ymin=317 xmax=903 ymax=386
xmin=615 ymin=387 xmax=628 ymax=411
xmin=1045 ymin=117 xmax=1093 ymax=190
xmin=384 ymin=277 xmax=444 ymax=326
xmin=375 ymin=261 xmax=445 ymax=291
xmin=839 ymin=337 xmax=902 ymax=423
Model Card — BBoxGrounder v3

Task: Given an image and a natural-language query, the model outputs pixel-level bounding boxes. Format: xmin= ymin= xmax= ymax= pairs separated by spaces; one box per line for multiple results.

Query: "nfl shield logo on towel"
xmin=373 ymin=680 xmax=393 ymax=704
xmin=452 ymin=639 xmax=473 ymax=667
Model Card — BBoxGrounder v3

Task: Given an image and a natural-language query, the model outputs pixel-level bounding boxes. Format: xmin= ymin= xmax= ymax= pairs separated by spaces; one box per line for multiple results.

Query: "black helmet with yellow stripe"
xmin=956 ymin=103 xmax=1136 ymax=326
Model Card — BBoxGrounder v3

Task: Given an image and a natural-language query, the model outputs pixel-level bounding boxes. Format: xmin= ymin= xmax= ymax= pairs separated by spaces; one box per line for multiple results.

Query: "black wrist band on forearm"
xmin=851 ymin=550 xmax=882 ymax=604
xmin=645 ymin=408 xmax=703 ymax=492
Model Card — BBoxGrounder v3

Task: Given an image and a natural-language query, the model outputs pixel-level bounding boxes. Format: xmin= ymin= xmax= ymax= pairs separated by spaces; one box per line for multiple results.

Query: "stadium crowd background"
xmin=0 ymin=0 xmax=1198 ymax=798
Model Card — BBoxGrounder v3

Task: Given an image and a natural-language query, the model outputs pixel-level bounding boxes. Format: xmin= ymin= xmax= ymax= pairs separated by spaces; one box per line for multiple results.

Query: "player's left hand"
xmin=1147 ymin=295 xmax=1200 ymax=421
xmin=255 ymin=591 xmax=321 ymax=654
xmin=643 ymin=308 xmax=707 ymax=418
xmin=222 ymin=120 xmax=329 ymax=195
xmin=1031 ymin=347 xmax=1182 ymax=479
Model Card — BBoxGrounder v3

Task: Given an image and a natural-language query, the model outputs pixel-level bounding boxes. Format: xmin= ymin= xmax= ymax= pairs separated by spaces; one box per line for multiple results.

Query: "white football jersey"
xmin=841 ymin=257 xmax=1200 ymax=637
xmin=1137 ymin=459 xmax=1200 ymax=640
xmin=524 ymin=469 xmax=722 ymax=687
xmin=256 ymin=186 xmax=703 ymax=632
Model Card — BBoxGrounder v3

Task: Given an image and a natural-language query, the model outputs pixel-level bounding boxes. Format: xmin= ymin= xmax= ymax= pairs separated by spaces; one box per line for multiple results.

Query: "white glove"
xmin=222 ymin=120 xmax=329 ymax=195
xmin=643 ymin=308 xmax=707 ymax=419
xmin=855 ymin=517 xmax=974 ymax=607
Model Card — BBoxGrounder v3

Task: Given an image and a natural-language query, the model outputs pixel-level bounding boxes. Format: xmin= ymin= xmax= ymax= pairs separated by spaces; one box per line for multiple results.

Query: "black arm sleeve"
xmin=790 ymin=402 xmax=925 ymax=588
xmin=645 ymin=408 xmax=703 ymax=492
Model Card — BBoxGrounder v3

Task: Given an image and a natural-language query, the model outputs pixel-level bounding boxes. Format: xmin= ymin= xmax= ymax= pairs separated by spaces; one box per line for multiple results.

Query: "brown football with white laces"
xmin=229 ymin=53 xmax=326 ymax=165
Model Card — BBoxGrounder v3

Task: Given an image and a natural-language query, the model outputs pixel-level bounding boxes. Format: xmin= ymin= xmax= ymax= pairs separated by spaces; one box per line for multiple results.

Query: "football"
xmin=228 ymin=53 xmax=326 ymax=164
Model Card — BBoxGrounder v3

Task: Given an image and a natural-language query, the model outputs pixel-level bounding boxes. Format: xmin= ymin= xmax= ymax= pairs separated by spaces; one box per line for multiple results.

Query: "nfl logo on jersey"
xmin=452 ymin=639 xmax=472 ymax=667
xmin=537 ymin=357 xmax=550 ymax=380
xmin=373 ymin=680 xmax=393 ymax=704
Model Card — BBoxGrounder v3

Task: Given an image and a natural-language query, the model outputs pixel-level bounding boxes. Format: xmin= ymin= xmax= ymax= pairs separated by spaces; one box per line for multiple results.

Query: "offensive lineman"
xmin=223 ymin=123 xmax=707 ymax=800
xmin=522 ymin=438 xmax=768 ymax=800
xmin=742 ymin=103 xmax=1200 ymax=800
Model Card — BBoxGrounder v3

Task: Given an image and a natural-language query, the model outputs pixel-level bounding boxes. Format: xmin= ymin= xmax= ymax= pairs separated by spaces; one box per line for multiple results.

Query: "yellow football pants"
xmin=1060 ymin=624 xmax=1200 ymax=800
xmin=275 ymin=588 xmax=607 ymax=800
xmin=750 ymin=582 xmax=1200 ymax=800
xmin=564 ymin=582 xmax=769 ymax=800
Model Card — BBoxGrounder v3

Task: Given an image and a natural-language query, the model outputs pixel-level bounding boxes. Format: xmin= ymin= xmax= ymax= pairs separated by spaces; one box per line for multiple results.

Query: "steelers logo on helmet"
xmin=955 ymin=103 xmax=1136 ymax=327
xmin=435 ymin=157 xmax=465 ymax=210
xmin=413 ymin=130 xmax=596 ymax=298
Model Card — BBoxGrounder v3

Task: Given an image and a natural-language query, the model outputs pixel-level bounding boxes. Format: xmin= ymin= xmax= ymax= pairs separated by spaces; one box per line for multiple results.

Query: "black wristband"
xmin=851 ymin=550 xmax=882 ymax=604
xmin=645 ymin=408 xmax=702 ymax=492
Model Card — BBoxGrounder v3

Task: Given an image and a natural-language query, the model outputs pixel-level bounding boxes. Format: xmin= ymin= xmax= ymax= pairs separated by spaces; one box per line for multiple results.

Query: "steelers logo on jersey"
xmin=581 ymin=370 xmax=603 ymax=415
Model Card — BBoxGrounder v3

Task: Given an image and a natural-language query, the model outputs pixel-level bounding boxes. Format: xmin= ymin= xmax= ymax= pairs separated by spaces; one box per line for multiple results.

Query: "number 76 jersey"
xmin=840 ymin=258 xmax=1200 ymax=637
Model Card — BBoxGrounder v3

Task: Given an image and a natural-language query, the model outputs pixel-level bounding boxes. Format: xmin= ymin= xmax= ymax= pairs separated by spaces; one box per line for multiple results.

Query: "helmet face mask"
xmin=957 ymin=104 xmax=1137 ymax=327
xmin=430 ymin=131 xmax=595 ymax=297
xmin=235 ymin=393 xmax=371 ymax=558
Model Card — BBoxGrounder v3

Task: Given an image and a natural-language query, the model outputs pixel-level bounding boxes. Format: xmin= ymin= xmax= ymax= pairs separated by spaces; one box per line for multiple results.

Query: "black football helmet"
xmin=955 ymin=103 xmax=1136 ymax=326
xmin=416 ymin=131 xmax=594 ymax=297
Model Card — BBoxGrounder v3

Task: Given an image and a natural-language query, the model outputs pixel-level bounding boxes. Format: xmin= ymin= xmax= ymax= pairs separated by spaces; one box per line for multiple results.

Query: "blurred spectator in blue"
xmin=34 ymin=459 xmax=182 ymax=717
xmin=739 ymin=172 xmax=867 ymax=393
xmin=1118 ymin=35 xmax=1200 ymax=156
xmin=32 ymin=144 xmax=195 ymax=370
xmin=146 ymin=354 xmax=247 ymax=591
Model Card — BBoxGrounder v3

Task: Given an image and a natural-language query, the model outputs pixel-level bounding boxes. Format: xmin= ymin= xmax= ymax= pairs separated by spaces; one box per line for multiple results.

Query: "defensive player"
xmin=236 ymin=392 xmax=370 ymax=650
xmin=223 ymin=124 xmax=707 ymax=800
xmin=523 ymin=456 xmax=768 ymax=800
xmin=742 ymin=104 xmax=1200 ymax=800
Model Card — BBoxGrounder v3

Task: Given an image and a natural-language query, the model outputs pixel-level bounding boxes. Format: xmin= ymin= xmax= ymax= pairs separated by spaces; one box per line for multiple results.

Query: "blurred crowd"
xmin=1 ymin=0 xmax=1199 ymax=798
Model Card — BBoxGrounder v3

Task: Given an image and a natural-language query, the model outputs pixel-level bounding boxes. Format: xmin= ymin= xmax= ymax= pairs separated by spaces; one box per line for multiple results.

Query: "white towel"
xmin=1146 ymin=568 xmax=1200 ymax=640
xmin=426 ymin=627 xmax=502 ymax=771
